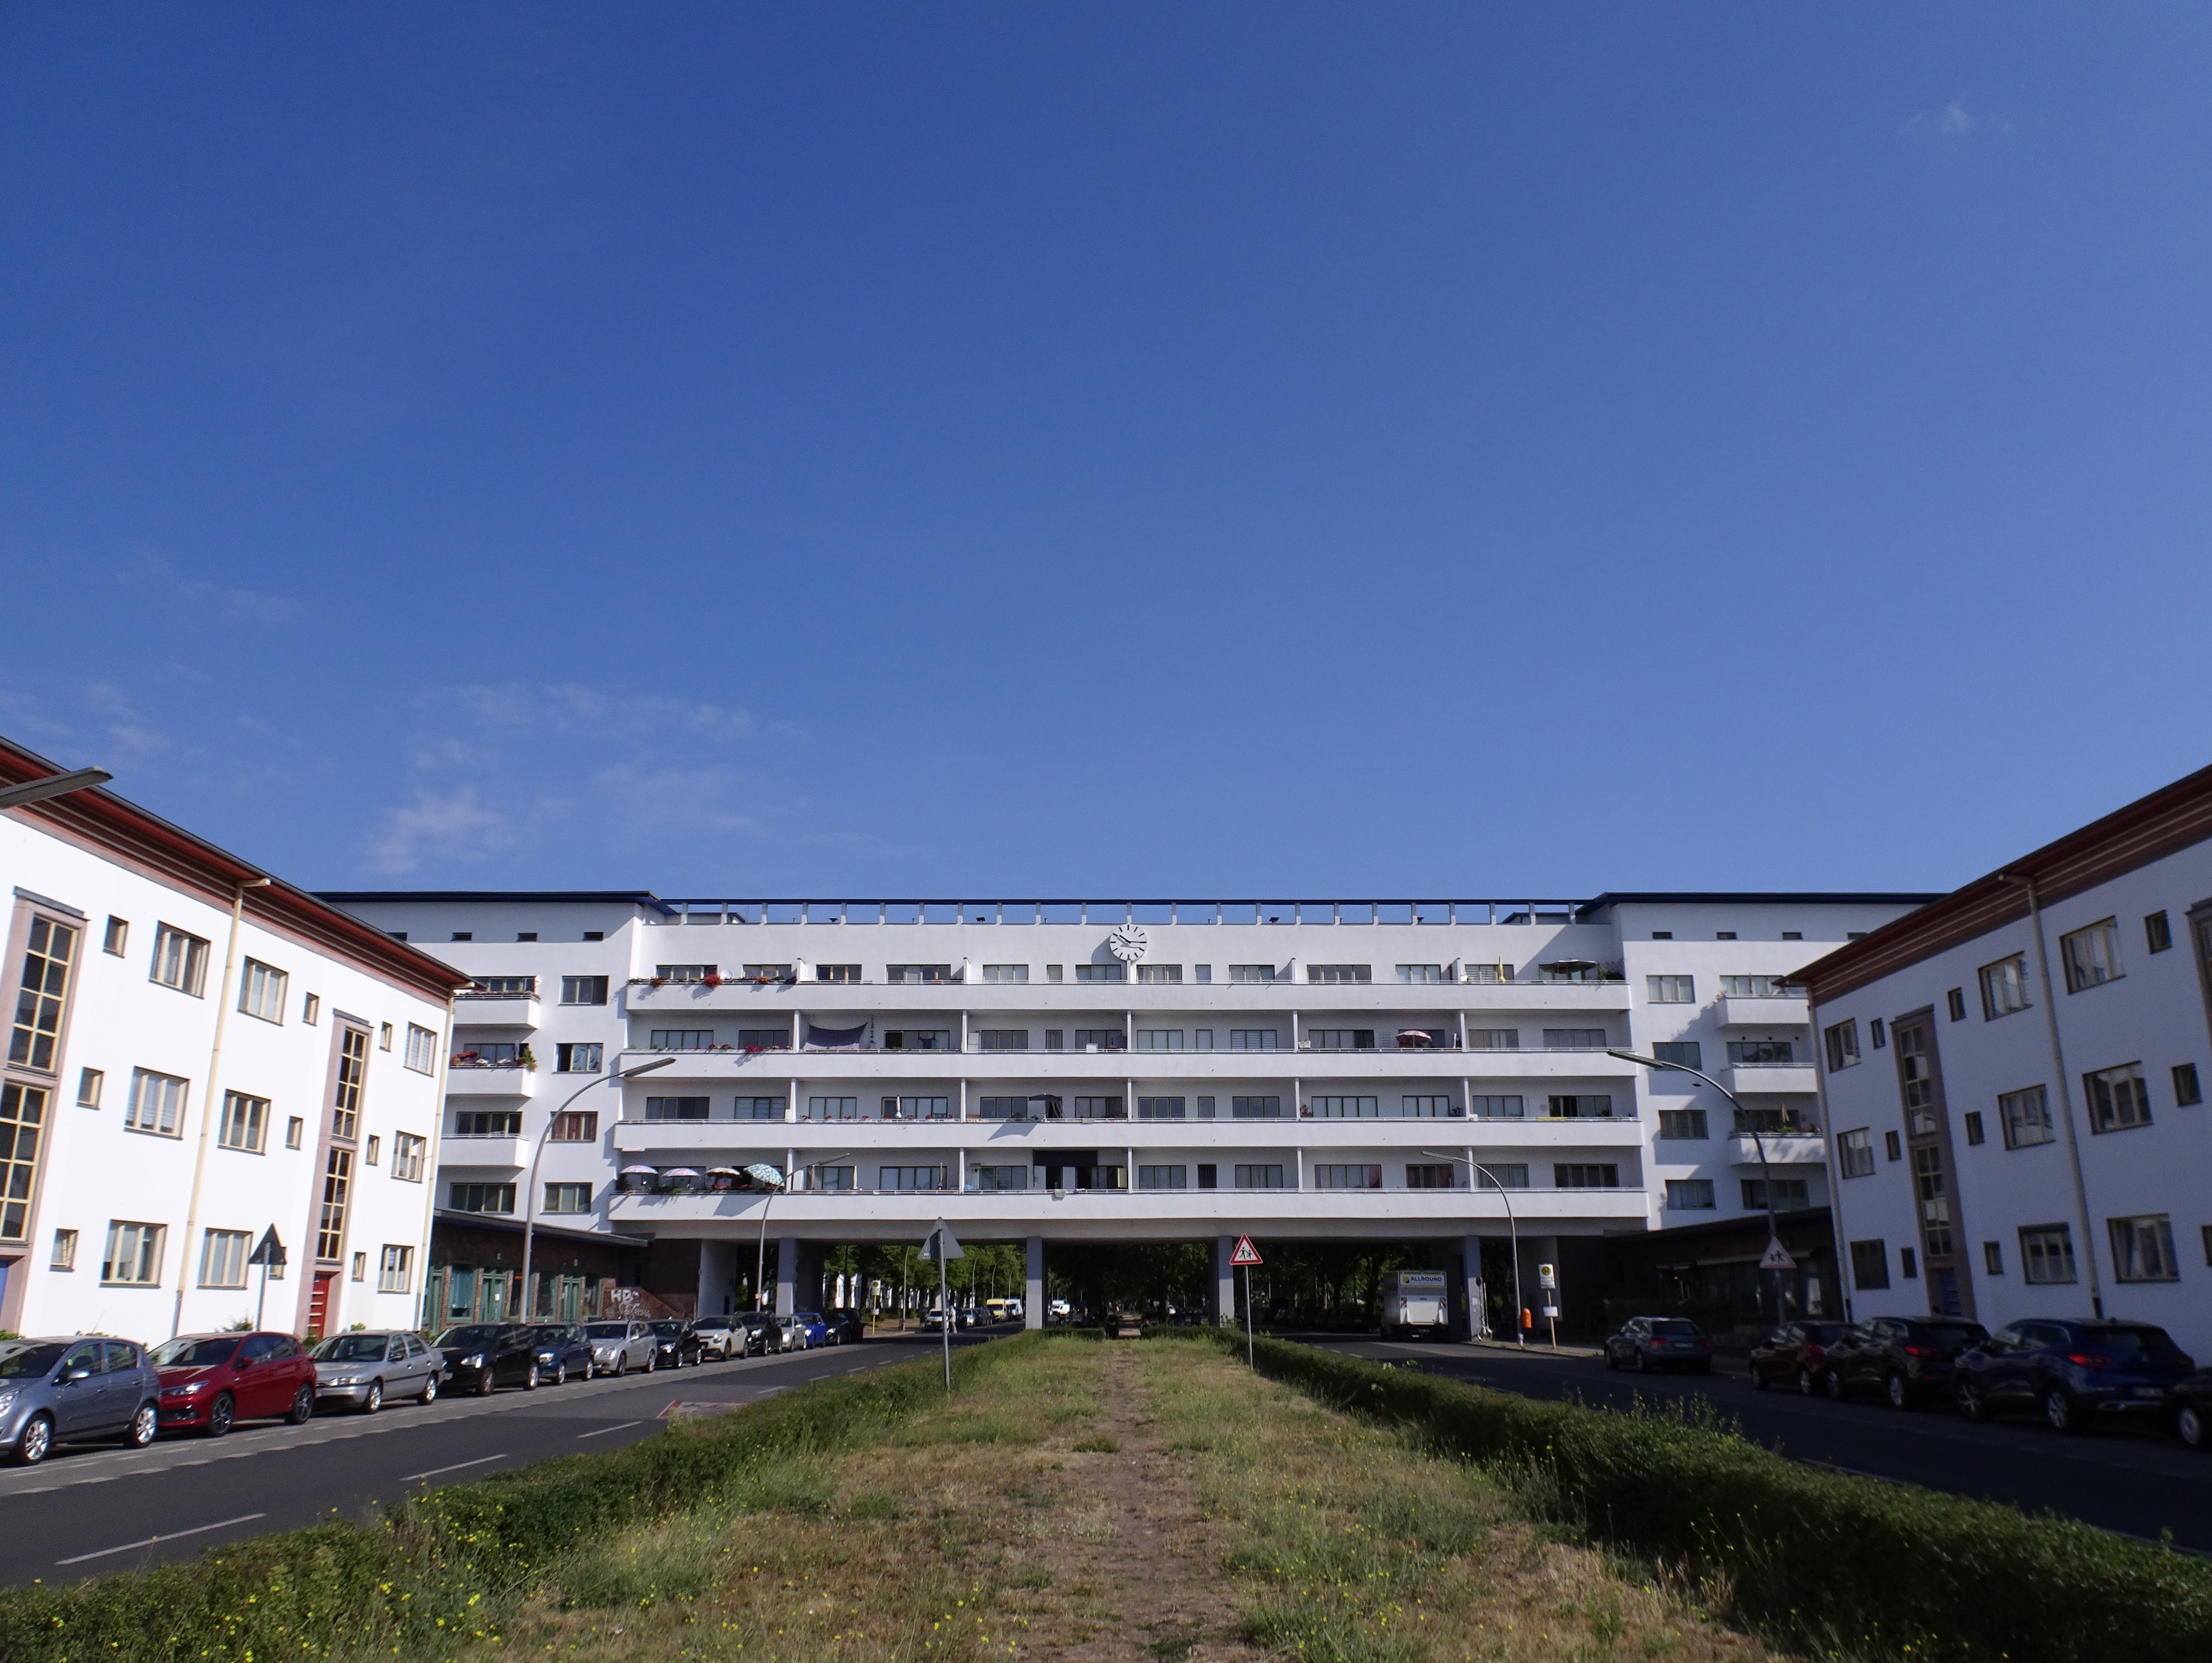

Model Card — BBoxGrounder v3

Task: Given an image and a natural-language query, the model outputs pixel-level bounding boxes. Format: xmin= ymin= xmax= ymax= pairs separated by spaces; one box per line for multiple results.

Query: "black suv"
xmin=1822 ymin=1316 xmax=1989 ymax=1408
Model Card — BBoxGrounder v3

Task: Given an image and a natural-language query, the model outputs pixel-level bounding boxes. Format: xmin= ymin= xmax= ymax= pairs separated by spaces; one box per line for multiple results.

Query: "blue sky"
xmin=5 ymin=6 xmax=2210 ymax=900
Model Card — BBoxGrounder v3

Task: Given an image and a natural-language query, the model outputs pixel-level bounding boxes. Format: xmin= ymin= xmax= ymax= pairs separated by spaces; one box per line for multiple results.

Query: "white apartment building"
xmin=1799 ymin=765 xmax=2212 ymax=1361
xmin=325 ymin=890 xmax=1931 ymax=1332
xmin=1 ymin=737 xmax=466 ymax=1341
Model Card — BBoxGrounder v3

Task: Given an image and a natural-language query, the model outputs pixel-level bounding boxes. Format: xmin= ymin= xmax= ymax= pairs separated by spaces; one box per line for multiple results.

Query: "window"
xmin=1657 ymin=1109 xmax=1708 ymax=1139
xmin=650 ymin=1029 xmax=715 ymax=1051
xmin=982 ymin=964 xmax=1028 ymax=983
xmin=1313 ymin=1164 xmax=1382 ymax=1189
xmin=815 ymin=964 xmax=862 ymax=983
xmin=560 ymin=975 xmax=609 ymax=1005
xmin=1899 ymin=1246 xmax=1919 ymax=1279
xmin=2111 ymin=1215 xmax=2180 ymax=1282
xmin=1992 ymin=1085 xmax=2052 ymax=1149
xmin=1071 ymin=1029 xmax=1124 ymax=1052
xmin=2060 ymin=918 xmax=2122 ymax=992
xmin=1884 ymin=1128 xmax=1902 ymax=1161
xmin=516 ymin=932 xmax=537 ymax=942
xmin=549 ymin=1111 xmax=598 ymax=1141
xmin=1912 ymin=1145 xmax=1952 ymax=1255
xmin=1715 ymin=931 xmax=1737 ymax=941
xmin=364 ymin=1134 xmax=380 ymax=1166
xmin=1194 ymin=964 xmax=1212 ymax=983
xmin=1309 ymin=1029 xmax=1374 ymax=1050
xmin=1647 ymin=975 xmax=1695 ymax=1004
xmin=737 ymin=1028 xmax=792 ymax=1050
xmin=379 ymin=1022 xmax=393 ymax=1050
xmin=1397 ymin=964 xmax=1446 ymax=983
xmin=1229 ymin=1029 xmax=1279 ymax=1051
xmin=1043 ymin=1029 xmax=1063 ymax=1049
xmin=1870 ymin=1017 xmax=1886 ymax=1048
xmin=1073 ymin=964 xmax=1125 ymax=983
xmin=1742 ymin=1177 xmax=1811 ymax=1210
xmin=286 ymin=1115 xmax=305 ymax=1150
xmin=10 ymin=914 xmax=77 ymax=1071
xmin=1962 ymin=1110 xmax=1984 ymax=1145
xmin=1727 ymin=1039 xmax=1794 ymax=1066
xmin=885 ymin=963 xmax=953 ymax=983
xmin=656 ymin=964 xmax=716 ymax=983
xmin=1720 ymin=975 xmax=1791 ymax=998
xmin=1196 ymin=1095 xmax=1215 ymax=1118
xmin=217 ymin=1091 xmax=269 ymax=1152
xmin=582 ymin=930 xmax=605 ymax=942
xmin=199 ymin=1228 xmax=250 ymax=1288
xmin=103 ymin=916 xmax=128 ymax=956
xmin=392 ymin=1131 xmax=425 ymax=1180
xmin=76 ymin=1067 xmax=102 ymax=1107
xmin=1476 ymin=1163 xmax=1529 ymax=1190
xmin=1822 ymin=1020 xmax=1860 ymax=1072
xmin=1229 ymin=964 xmax=1276 ymax=983
xmin=379 ymin=1245 xmax=414 ymax=1292
xmin=102 ymin=1220 xmax=166 ymax=1285
xmin=302 ymin=993 xmax=320 ymax=1025
xmin=1137 ymin=1165 xmax=1187 ymax=1190
xmin=1467 ymin=1029 xmax=1520 ymax=1050
xmin=1545 ymin=1095 xmax=1613 ymax=1119
xmin=149 ymin=923 xmax=209 ymax=995
xmin=454 ymin=1110 xmax=523 ymax=1137
xmin=333 ymin=1026 xmax=367 ymax=1139
xmin=543 ymin=1182 xmax=593 ymax=1215
xmin=1470 ymin=1095 xmax=1524 ymax=1119
xmin=451 ymin=932 xmax=473 ymax=942
xmin=646 ymin=1096 xmax=709 ymax=1122
xmin=1977 ymin=956 xmax=2029 ymax=1020
xmin=1137 ymin=964 xmax=1182 ymax=983
xmin=737 ymin=1096 xmax=788 ymax=1121
xmin=1406 ymin=1164 xmax=1455 ymax=1189
xmin=1896 ymin=1023 xmax=1936 ymax=1134
xmin=740 ymin=963 xmax=791 ymax=983
xmin=2020 ymin=1224 xmax=2077 ymax=1284
xmin=317 ymin=1148 xmax=352 ymax=1259
xmin=968 ymin=1165 xmax=1027 ymax=1191
xmin=448 ymin=1182 xmax=514 ymax=1214
xmin=1544 ymin=1029 xmax=1608 ymax=1051
xmin=1666 ymin=1179 xmax=1715 ymax=1210
xmin=879 ymin=1166 xmax=946 ymax=1191
xmin=1849 ymin=1239 xmax=1889 ymax=1290
xmin=1137 ymin=1096 xmax=1186 ymax=1120
xmin=2146 ymin=910 xmax=2173 ymax=953
xmin=387 ymin=931 xmax=407 ymax=942
xmin=1463 ymin=962 xmax=1514 ymax=984
xmin=1068 ymin=1096 xmax=1120 ymax=1121
xmin=1309 ymin=1096 xmax=1379 ymax=1119
xmin=1399 ymin=1094 xmax=1454 ymax=1118
xmin=812 ymin=1166 xmax=857 ymax=1191
xmin=1946 ymin=988 xmax=1966 ymax=1022
xmin=1234 ymin=1165 xmax=1286 ymax=1188
xmin=1652 ymin=1041 xmax=1701 ymax=1070
xmin=1783 ymin=931 xmax=1802 ymax=941
xmin=1231 ymin=1095 xmax=1283 ymax=1119
xmin=1046 ymin=965 xmax=1063 ymax=983
xmin=1554 ymin=1164 xmax=1620 ymax=1189
xmin=404 ymin=1023 xmax=437 ymax=1074
xmin=809 ymin=1096 xmax=862 ymax=1122
xmin=1134 ymin=1029 xmax=1183 ymax=1051
xmin=2084 ymin=1063 xmax=2151 ymax=1133
xmin=1836 ymin=1127 xmax=1874 ymax=1177
xmin=556 ymin=1042 xmax=604 ymax=1073
xmin=2172 ymin=1063 xmax=2202 ymax=1106
xmin=50 ymin=1227 xmax=77 ymax=1270
xmin=125 ymin=1069 xmax=189 ymax=1137
xmin=239 ymin=959 xmax=288 ymax=1023
xmin=1983 ymin=1242 xmax=2004 ymax=1275
xmin=1307 ymin=964 xmax=1371 ymax=984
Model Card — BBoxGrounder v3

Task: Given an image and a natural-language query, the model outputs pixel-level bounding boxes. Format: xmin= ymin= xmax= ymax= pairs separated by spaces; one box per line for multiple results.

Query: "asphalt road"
xmin=0 ymin=1332 xmax=977 ymax=1588
xmin=1299 ymin=1335 xmax=2212 ymax=1552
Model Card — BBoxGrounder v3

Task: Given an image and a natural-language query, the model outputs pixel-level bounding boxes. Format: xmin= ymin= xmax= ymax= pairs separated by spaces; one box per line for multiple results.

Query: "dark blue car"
xmin=1954 ymin=1319 xmax=2194 ymax=1433
xmin=528 ymin=1323 xmax=597 ymax=1385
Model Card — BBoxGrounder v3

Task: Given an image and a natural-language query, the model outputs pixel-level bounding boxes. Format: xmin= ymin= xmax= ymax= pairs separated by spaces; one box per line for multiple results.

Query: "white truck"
xmin=1380 ymin=1270 xmax=1451 ymax=1339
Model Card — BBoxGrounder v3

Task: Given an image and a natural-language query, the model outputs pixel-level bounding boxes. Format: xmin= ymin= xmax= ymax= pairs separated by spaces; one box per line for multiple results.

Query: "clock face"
xmin=1106 ymin=923 xmax=1149 ymax=963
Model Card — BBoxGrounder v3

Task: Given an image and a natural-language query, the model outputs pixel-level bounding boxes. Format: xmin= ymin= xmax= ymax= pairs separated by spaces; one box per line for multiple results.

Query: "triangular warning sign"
xmin=1758 ymin=1238 xmax=1797 ymax=1272
xmin=1230 ymin=1236 xmax=1263 ymax=1267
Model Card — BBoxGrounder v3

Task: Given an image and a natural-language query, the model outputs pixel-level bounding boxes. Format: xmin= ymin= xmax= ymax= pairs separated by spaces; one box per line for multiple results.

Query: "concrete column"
xmin=1215 ymin=1234 xmax=1237 ymax=1325
xmin=776 ymin=1235 xmax=800 ymax=1315
xmin=1024 ymin=1235 xmax=1045 ymax=1330
xmin=1461 ymin=1233 xmax=1487 ymax=1340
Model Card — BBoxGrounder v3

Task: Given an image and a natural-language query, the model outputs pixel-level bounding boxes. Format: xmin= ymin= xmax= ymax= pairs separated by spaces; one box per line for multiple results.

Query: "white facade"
xmin=1803 ymin=777 xmax=2212 ymax=1361
xmin=325 ymin=891 xmax=1930 ymax=1328
xmin=2 ymin=746 xmax=462 ymax=1342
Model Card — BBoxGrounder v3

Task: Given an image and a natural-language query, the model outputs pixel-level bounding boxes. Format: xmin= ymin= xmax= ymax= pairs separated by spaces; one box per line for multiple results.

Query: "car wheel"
xmin=646 ymin=1351 xmax=657 ymax=1372
xmin=524 ymin=1361 xmax=540 ymax=1392
xmin=1824 ymin=1369 xmax=1845 ymax=1402
xmin=14 ymin=1413 xmax=54 ymax=1466
xmin=610 ymin=1356 xmax=624 ymax=1378
xmin=1633 ymin=1347 xmax=1648 ymax=1373
xmin=1797 ymin=1368 xmax=1817 ymax=1397
xmin=2178 ymin=1403 xmax=2206 ymax=1450
xmin=209 ymin=1392 xmax=236 ymax=1436
xmin=288 ymin=1384 xmax=315 ymax=1425
xmin=1885 ymin=1373 xmax=1912 ymax=1411
xmin=475 ymin=1370 xmax=496 ymax=1397
xmin=553 ymin=1361 xmax=567 ymax=1386
xmin=124 ymin=1403 xmax=157 ymax=1449
xmin=420 ymin=1373 xmax=439 ymax=1405
xmin=362 ymin=1381 xmax=382 ymax=1415
xmin=1752 ymin=1364 xmax=1770 ymax=1391
xmin=1604 ymin=1345 xmax=1619 ymax=1371
xmin=1957 ymin=1382 xmax=1992 ymax=1423
xmin=2044 ymin=1386 xmax=2086 ymax=1434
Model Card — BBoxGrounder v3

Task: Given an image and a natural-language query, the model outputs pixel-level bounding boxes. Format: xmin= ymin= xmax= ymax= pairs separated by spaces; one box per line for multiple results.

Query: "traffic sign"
xmin=921 ymin=1219 xmax=965 ymax=1262
xmin=248 ymin=1227 xmax=286 ymax=1268
xmin=1758 ymin=1238 xmax=1797 ymax=1272
xmin=1230 ymin=1236 xmax=1263 ymax=1267
xmin=1537 ymin=1263 xmax=1556 ymax=1289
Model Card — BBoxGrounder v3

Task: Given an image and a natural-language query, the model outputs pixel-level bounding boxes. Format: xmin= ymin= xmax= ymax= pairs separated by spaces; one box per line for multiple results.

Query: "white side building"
xmin=2 ymin=737 xmax=466 ymax=1341
xmin=1798 ymin=764 xmax=2212 ymax=1360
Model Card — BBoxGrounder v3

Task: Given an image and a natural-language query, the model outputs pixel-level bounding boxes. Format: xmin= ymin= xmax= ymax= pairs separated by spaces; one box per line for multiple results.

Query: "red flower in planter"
xmin=703 ymin=973 xmax=723 ymax=988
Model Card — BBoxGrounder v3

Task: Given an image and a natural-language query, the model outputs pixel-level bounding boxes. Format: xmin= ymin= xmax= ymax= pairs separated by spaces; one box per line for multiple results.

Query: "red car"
xmin=1749 ymin=1321 xmax=1854 ymax=1394
xmin=152 ymin=1331 xmax=317 ymax=1436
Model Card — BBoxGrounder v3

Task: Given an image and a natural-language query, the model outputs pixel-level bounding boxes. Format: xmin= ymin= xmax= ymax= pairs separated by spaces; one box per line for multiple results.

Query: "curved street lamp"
xmin=518 ymin=1055 xmax=674 ymax=1319
xmin=1421 ymin=1149 xmax=1527 ymax=1347
xmin=752 ymin=1151 xmax=850 ymax=1314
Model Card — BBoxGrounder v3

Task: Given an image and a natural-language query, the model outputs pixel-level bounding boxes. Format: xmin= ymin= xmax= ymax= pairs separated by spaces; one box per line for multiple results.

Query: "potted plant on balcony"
xmin=703 ymin=972 xmax=724 ymax=989
xmin=518 ymin=1045 xmax=538 ymax=1072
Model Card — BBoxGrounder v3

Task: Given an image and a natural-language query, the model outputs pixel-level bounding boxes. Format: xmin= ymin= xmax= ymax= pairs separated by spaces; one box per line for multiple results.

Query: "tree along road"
xmin=1300 ymin=1335 xmax=2212 ymax=1553
xmin=0 ymin=1332 xmax=987 ymax=1589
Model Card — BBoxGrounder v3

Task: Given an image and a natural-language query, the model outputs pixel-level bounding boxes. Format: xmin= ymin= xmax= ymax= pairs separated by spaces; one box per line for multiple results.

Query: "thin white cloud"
xmin=1900 ymin=98 xmax=2011 ymax=139
xmin=116 ymin=548 xmax=302 ymax=626
xmin=363 ymin=786 xmax=523 ymax=874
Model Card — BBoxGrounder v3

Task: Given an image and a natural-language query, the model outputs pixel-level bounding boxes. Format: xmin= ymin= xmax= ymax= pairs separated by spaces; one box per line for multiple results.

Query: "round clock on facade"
xmin=1107 ymin=923 xmax=1149 ymax=963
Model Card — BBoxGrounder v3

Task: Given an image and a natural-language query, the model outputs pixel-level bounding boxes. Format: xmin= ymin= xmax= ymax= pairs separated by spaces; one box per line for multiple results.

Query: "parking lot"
xmin=1302 ymin=1334 xmax=2212 ymax=1552
xmin=0 ymin=1332 xmax=971 ymax=1587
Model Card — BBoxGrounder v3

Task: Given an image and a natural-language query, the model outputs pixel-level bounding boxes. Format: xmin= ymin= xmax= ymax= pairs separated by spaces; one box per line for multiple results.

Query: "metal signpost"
xmin=1538 ymin=1262 xmax=1559 ymax=1349
xmin=1230 ymin=1236 xmax=1263 ymax=1368
xmin=921 ymin=1219 xmax=965 ymax=1390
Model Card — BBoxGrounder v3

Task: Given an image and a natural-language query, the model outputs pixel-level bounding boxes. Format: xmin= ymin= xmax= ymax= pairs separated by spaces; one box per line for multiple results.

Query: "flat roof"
xmin=1575 ymin=891 xmax=1943 ymax=918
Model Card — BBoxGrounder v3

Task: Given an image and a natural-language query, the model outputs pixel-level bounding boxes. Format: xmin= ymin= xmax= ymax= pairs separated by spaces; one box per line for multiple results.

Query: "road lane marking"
xmin=577 ymin=1421 xmax=644 ymax=1439
xmin=403 ymin=1454 xmax=508 ymax=1481
xmin=59 ymin=1512 xmax=268 ymax=1565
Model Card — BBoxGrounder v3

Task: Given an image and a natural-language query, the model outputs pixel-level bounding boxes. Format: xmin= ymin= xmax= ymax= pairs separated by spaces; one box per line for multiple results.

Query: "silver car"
xmin=311 ymin=1330 xmax=443 ymax=1413
xmin=582 ymin=1319 xmax=656 ymax=1375
xmin=1 ymin=1337 xmax=162 ymax=1464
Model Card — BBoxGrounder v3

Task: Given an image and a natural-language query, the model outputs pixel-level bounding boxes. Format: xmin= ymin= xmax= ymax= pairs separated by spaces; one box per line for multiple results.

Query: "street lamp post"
xmin=518 ymin=1056 xmax=673 ymax=1321
xmin=754 ymin=1151 xmax=850 ymax=1314
xmin=1608 ymin=1048 xmax=1787 ymax=1326
xmin=1421 ymin=1150 xmax=1526 ymax=1347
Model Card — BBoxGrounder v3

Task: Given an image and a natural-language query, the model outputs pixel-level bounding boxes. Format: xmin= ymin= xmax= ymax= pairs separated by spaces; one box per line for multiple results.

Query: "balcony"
xmin=1721 ymin=1062 xmax=1817 ymax=1095
xmin=610 ymin=1112 xmax=1648 ymax=1155
xmin=453 ymin=990 xmax=540 ymax=1029
xmin=438 ymin=1134 xmax=530 ymax=1168
xmin=1716 ymin=995 xmax=1810 ymax=1028
xmin=1727 ymin=1133 xmax=1827 ymax=1166
xmin=446 ymin=1064 xmax=538 ymax=1098
xmin=610 ymin=1047 xmax=1636 ymax=1082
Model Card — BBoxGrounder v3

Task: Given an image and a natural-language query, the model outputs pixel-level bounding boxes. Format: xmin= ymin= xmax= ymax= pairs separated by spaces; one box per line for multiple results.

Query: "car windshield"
xmin=1917 ymin=1325 xmax=1987 ymax=1349
xmin=0 ymin=1343 xmax=68 ymax=1378
xmin=794 ymin=1312 xmax=822 ymax=1322
xmin=651 ymin=1321 xmax=683 ymax=1335
xmin=532 ymin=1327 xmax=573 ymax=1340
xmin=693 ymin=1317 xmax=728 ymax=1329
xmin=2091 ymin=1327 xmax=2179 ymax=1355
xmin=1803 ymin=1325 xmax=1850 ymax=1344
xmin=584 ymin=1323 xmax=629 ymax=1339
xmin=1649 ymin=1320 xmax=1703 ymax=1338
xmin=151 ymin=1337 xmax=241 ymax=1368
xmin=314 ymin=1336 xmax=389 ymax=1361
xmin=436 ymin=1327 xmax=502 ymax=1350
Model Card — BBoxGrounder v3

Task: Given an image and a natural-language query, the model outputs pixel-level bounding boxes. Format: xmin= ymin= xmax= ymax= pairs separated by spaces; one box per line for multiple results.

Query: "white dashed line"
xmin=402 ymin=1454 xmax=508 ymax=1482
xmin=577 ymin=1421 xmax=644 ymax=1440
xmin=59 ymin=1513 xmax=268 ymax=1566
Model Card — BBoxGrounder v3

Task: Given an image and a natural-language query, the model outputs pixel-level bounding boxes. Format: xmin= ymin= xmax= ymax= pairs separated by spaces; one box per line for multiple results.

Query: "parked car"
xmin=434 ymin=1324 xmax=545 ymax=1394
xmin=311 ymin=1330 xmax=443 ymax=1412
xmin=773 ymin=1313 xmax=811 ymax=1350
xmin=2170 ymin=1368 xmax=2212 ymax=1449
xmin=733 ymin=1313 xmax=782 ymax=1355
xmin=824 ymin=1311 xmax=866 ymax=1346
xmin=529 ymin=1323 xmax=596 ymax=1384
xmin=582 ymin=1319 xmax=657 ymax=1375
xmin=790 ymin=1311 xmax=828 ymax=1348
xmin=649 ymin=1319 xmax=705 ymax=1369
xmin=153 ymin=1331 xmax=317 ymax=1436
xmin=1 ymin=1337 xmax=162 ymax=1463
xmin=690 ymin=1315 xmax=744 ymax=1359
xmin=1823 ymin=1317 xmax=1989 ymax=1408
xmin=1749 ymin=1321 xmax=1854 ymax=1394
xmin=1602 ymin=1317 xmax=1713 ymax=1373
xmin=1953 ymin=1319 xmax=2194 ymax=1433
